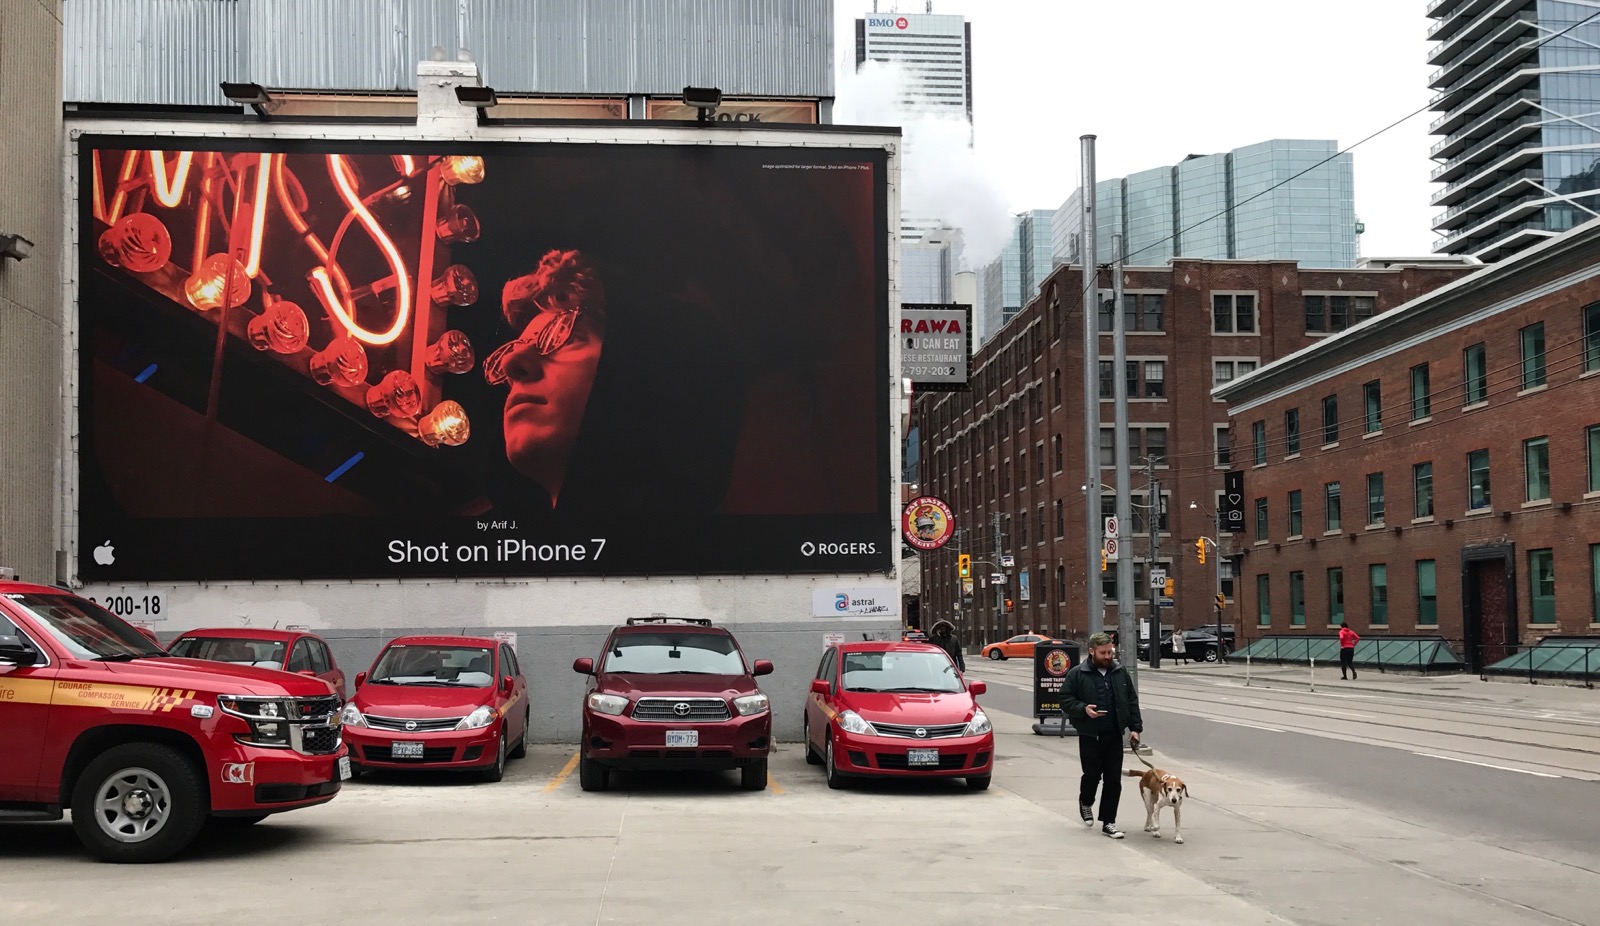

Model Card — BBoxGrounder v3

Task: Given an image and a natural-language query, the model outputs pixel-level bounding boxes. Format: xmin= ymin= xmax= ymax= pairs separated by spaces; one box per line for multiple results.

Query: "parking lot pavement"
xmin=9 ymin=739 xmax=1295 ymax=926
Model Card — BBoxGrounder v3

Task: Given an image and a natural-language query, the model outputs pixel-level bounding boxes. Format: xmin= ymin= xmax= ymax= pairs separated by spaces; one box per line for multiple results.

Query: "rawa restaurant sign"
xmin=811 ymin=586 xmax=900 ymax=617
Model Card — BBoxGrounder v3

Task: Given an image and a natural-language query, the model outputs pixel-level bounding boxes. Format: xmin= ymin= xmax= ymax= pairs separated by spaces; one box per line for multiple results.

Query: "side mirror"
xmin=501 ymin=675 xmax=514 ymax=693
xmin=573 ymin=657 xmax=595 ymax=675
xmin=354 ymin=671 xmax=368 ymax=687
xmin=809 ymin=678 xmax=830 ymax=695
xmin=752 ymin=659 xmax=774 ymax=677
xmin=0 ymin=635 xmax=38 ymax=666
xmin=967 ymin=680 xmax=987 ymax=696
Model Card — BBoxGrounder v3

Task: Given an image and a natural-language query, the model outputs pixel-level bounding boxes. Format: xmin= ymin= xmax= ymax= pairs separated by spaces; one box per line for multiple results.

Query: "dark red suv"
xmin=572 ymin=617 xmax=773 ymax=792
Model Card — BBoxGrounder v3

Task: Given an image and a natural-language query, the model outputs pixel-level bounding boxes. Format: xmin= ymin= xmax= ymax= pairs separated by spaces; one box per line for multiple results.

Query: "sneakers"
xmin=1079 ymin=804 xmax=1094 ymax=827
xmin=1102 ymin=823 xmax=1124 ymax=839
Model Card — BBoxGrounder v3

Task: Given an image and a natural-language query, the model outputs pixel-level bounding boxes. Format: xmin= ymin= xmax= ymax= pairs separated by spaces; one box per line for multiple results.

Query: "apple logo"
xmin=93 ymin=541 xmax=115 ymax=566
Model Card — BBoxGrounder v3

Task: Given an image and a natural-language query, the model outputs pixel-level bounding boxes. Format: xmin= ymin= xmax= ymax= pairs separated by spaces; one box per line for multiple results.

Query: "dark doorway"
xmin=1462 ymin=544 xmax=1516 ymax=672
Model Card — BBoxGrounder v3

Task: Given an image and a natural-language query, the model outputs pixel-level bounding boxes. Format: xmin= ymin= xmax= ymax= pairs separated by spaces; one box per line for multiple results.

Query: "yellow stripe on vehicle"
xmin=51 ymin=680 xmax=172 ymax=711
xmin=0 ymin=677 xmax=54 ymax=705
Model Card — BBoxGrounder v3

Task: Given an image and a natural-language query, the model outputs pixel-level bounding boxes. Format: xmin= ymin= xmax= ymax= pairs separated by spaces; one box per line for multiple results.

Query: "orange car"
xmin=980 ymin=633 xmax=1060 ymax=661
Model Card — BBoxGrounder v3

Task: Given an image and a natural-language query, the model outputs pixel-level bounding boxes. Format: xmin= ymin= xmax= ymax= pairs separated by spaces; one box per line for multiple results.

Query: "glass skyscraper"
xmin=1050 ymin=140 xmax=1357 ymax=269
xmin=1429 ymin=0 xmax=1600 ymax=261
xmin=978 ymin=210 xmax=1054 ymax=343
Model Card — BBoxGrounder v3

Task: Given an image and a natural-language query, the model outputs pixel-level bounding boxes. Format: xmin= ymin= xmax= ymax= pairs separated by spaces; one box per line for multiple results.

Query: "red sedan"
xmin=168 ymin=626 xmax=347 ymax=699
xmin=340 ymin=636 xmax=530 ymax=783
xmin=802 ymin=641 xmax=993 ymax=791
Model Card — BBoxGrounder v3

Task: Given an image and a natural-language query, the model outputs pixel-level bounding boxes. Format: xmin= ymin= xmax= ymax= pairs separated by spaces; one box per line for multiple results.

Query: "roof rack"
xmin=625 ymin=615 xmax=713 ymax=626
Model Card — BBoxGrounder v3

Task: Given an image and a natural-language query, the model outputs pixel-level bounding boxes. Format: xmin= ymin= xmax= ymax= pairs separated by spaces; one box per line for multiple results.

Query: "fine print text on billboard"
xmin=78 ymin=138 xmax=890 ymax=580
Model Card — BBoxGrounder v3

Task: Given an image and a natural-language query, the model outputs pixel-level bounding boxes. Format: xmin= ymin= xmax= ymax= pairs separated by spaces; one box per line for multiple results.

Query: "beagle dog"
xmin=1125 ymin=766 xmax=1188 ymax=844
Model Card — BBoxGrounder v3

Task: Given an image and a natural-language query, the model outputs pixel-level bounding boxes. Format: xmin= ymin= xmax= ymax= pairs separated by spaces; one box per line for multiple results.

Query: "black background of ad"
xmin=76 ymin=136 xmax=891 ymax=581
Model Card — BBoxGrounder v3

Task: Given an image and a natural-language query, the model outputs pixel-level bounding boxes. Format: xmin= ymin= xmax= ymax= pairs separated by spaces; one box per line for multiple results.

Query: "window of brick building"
xmin=1213 ymin=358 xmax=1259 ymax=389
xmin=1053 ymin=434 xmax=1063 ymax=473
xmin=1285 ymin=409 xmax=1300 ymax=456
xmin=1325 ymin=482 xmax=1342 ymax=532
xmin=1468 ymin=449 xmax=1491 ymax=511
xmin=1098 ymin=361 xmax=1115 ymax=399
xmin=1464 ymin=343 xmax=1488 ymax=405
xmin=1255 ymin=498 xmax=1269 ymax=541
xmin=1035 ymin=442 xmax=1045 ymax=482
xmin=1363 ymin=380 xmax=1382 ymax=434
xmin=1521 ymin=323 xmax=1547 ymax=390
xmin=1055 ymin=500 xmax=1064 ymax=538
xmin=1143 ymin=361 xmax=1166 ymax=399
xmin=1411 ymin=364 xmax=1431 ymax=421
xmin=1369 ymin=565 xmax=1388 ymax=626
xmin=1290 ymin=571 xmax=1306 ymax=626
xmin=1366 ymin=473 xmax=1385 ymax=525
xmin=1529 ymin=549 xmax=1555 ymax=625
xmin=1322 ymin=395 xmax=1339 ymax=445
xmin=1592 ymin=545 xmax=1600 ymax=622
xmin=1586 ymin=303 xmax=1600 ymax=374
xmin=1589 ymin=425 xmax=1600 ymax=493
xmin=1215 ymin=425 xmax=1231 ymax=467
xmin=1525 ymin=436 xmax=1550 ymax=502
xmin=1414 ymin=462 xmax=1434 ymax=519
xmin=1252 ymin=421 xmax=1267 ymax=465
xmin=1328 ymin=567 xmax=1345 ymax=624
xmin=1257 ymin=575 xmax=1271 ymax=626
xmin=1052 ymin=369 xmax=1062 ymax=407
xmin=1304 ymin=294 xmax=1377 ymax=333
xmin=1417 ymin=560 xmax=1437 ymax=626
xmin=1288 ymin=490 xmax=1303 ymax=537
xmin=1212 ymin=293 xmax=1258 ymax=334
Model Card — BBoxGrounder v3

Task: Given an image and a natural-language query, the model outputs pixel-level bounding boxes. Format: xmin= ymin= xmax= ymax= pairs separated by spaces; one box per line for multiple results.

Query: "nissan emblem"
xmin=405 ymin=720 xmax=418 ymax=731
xmin=915 ymin=727 xmax=928 ymax=738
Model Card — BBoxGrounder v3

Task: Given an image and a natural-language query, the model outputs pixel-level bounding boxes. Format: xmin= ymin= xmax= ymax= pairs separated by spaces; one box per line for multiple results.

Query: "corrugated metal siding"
xmin=65 ymin=0 xmax=833 ymax=104
xmin=0 ymin=0 xmax=65 ymax=581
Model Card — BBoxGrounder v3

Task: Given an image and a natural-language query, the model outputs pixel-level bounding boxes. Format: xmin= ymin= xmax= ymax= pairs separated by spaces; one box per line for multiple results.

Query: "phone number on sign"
xmin=904 ymin=365 xmax=960 ymax=377
xmin=89 ymin=595 xmax=163 ymax=617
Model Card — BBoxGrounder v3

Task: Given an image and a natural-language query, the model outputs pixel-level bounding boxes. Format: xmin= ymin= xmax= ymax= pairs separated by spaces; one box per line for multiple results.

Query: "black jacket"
xmin=1063 ymin=660 xmax=1143 ymax=735
xmin=932 ymin=633 xmax=965 ymax=671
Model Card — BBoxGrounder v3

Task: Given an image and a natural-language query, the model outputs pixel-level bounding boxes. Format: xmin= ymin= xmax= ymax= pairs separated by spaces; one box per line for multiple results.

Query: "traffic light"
xmin=1164 ymin=578 xmax=1175 ymax=597
xmin=1216 ymin=592 xmax=1227 ymax=610
xmin=1004 ymin=598 xmax=1015 ymax=612
xmin=958 ymin=554 xmax=971 ymax=578
xmin=1195 ymin=538 xmax=1207 ymax=564
xmin=1100 ymin=548 xmax=1108 ymax=572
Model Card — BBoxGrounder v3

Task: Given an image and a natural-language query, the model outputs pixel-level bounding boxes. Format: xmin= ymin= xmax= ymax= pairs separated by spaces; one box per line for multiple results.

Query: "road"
xmin=970 ymin=658 xmax=1600 ymax=925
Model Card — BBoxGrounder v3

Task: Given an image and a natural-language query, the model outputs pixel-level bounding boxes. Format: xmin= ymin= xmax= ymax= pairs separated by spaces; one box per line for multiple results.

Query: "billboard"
xmin=900 ymin=303 xmax=971 ymax=389
xmin=77 ymin=137 xmax=890 ymax=581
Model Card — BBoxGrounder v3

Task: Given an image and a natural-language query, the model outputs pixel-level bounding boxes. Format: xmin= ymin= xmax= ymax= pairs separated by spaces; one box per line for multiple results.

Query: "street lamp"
xmin=1189 ymin=501 xmax=1226 ymax=657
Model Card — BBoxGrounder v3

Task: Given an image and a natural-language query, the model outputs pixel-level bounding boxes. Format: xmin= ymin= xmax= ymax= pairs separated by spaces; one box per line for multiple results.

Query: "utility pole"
xmin=1110 ymin=234 xmax=1135 ymax=677
xmin=1080 ymin=135 xmax=1104 ymax=638
xmin=1148 ymin=467 xmax=1162 ymax=669
xmin=992 ymin=511 xmax=1004 ymax=641
xmin=1213 ymin=507 xmax=1225 ymax=659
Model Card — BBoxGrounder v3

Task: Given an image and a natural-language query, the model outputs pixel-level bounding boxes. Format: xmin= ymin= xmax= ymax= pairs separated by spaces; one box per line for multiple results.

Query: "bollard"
xmin=1245 ymin=652 xmax=1252 ymax=687
xmin=1309 ymin=655 xmax=1316 ymax=692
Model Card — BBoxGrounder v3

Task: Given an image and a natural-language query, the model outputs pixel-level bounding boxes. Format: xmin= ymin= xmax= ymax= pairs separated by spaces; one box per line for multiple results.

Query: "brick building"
xmin=1216 ymin=221 xmax=1600 ymax=670
xmin=914 ymin=257 xmax=1475 ymax=649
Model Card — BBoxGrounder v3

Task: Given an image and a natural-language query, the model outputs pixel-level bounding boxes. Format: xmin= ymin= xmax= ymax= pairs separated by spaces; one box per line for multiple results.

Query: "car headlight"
xmin=219 ymin=695 xmax=290 ymax=746
xmin=733 ymin=693 xmax=769 ymax=716
xmin=587 ymin=693 xmax=629 ymax=716
xmin=963 ymin=709 xmax=992 ymax=737
xmin=456 ymin=706 xmax=497 ymax=730
xmin=836 ymin=710 xmax=878 ymax=736
xmin=340 ymin=703 xmax=366 ymax=727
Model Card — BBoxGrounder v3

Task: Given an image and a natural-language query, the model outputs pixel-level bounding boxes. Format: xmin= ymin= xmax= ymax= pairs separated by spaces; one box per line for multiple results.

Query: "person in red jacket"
xmin=1338 ymin=622 xmax=1360 ymax=680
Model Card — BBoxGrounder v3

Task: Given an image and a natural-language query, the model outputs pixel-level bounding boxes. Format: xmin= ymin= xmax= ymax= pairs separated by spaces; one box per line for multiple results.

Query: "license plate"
xmin=907 ymin=748 xmax=940 ymax=766
xmin=391 ymin=740 xmax=425 ymax=758
xmin=665 ymin=730 xmax=699 ymax=748
xmin=337 ymin=756 xmax=352 ymax=780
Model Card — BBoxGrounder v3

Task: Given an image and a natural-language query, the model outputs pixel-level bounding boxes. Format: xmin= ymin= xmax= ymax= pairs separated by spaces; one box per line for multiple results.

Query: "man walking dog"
xmin=1064 ymin=632 xmax=1144 ymax=838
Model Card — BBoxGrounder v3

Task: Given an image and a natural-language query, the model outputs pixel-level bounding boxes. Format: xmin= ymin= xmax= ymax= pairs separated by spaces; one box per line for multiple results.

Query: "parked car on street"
xmin=980 ymin=633 xmax=1061 ymax=661
xmin=803 ymin=641 xmax=993 ymax=791
xmin=1138 ymin=629 xmax=1234 ymax=663
xmin=168 ymin=627 xmax=347 ymax=698
xmin=340 ymin=635 xmax=529 ymax=782
xmin=0 ymin=581 xmax=348 ymax=862
xmin=572 ymin=617 xmax=773 ymax=792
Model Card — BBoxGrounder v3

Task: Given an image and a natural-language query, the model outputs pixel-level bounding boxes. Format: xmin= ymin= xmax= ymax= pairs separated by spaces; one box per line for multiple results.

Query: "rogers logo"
xmin=896 ymin=17 xmax=908 ymax=29
xmin=800 ymin=541 xmax=879 ymax=557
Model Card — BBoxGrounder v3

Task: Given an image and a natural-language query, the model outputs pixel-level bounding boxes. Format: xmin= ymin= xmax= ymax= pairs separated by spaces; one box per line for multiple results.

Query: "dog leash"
xmin=1131 ymin=739 xmax=1155 ymax=770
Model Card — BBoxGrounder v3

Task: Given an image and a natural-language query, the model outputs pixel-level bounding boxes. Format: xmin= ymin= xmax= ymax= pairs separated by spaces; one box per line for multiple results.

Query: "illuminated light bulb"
xmin=365 ymin=370 xmax=423 ymax=419
xmin=386 ymin=185 xmax=414 ymax=203
xmin=97 ymin=213 xmax=172 ymax=273
xmin=308 ymin=335 xmax=369 ymax=388
xmin=435 ymin=204 xmax=481 ymax=244
xmin=440 ymin=155 xmax=485 ymax=186
xmin=184 ymin=253 xmax=252 ymax=311
xmin=430 ymin=264 xmax=479 ymax=307
xmin=425 ymin=330 xmax=476 ymax=375
xmin=418 ymin=400 xmax=470 ymax=447
xmin=247 ymin=299 xmax=310 ymax=355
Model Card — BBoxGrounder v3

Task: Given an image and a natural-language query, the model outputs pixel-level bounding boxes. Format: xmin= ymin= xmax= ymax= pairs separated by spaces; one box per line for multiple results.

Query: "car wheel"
xmin=479 ymin=732 xmax=507 ymax=783
xmin=1203 ymin=648 xmax=1219 ymax=663
xmin=740 ymin=758 xmax=769 ymax=791
xmin=803 ymin=717 xmax=823 ymax=765
xmin=825 ymin=738 xmax=847 ymax=790
xmin=508 ymin=709 xmax=529 ymax=760
xmin=347 ymin=761 xmax=365 ymax=780
xmin=208 ymin=813 xmax=268 ymax=827
xmin=578 ymin=754 xmax=610 ymax=792
xmin=71 ymin=743 xmax=206 ymax=864
xmin=966 ymin=775 xmax=992 ymax=792
xmin=987 ymin=649 xmax=1003 ymax=660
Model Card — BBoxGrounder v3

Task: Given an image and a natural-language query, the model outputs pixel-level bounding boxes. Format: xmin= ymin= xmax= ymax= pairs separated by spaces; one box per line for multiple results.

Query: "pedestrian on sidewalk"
xmin=1170 ymin=629 xmax=1188 ymax=665
xmin=930 ymin=620 xmax=965 ymax=672
xmin=1339 ymin=622 xmax=1360 ymax=680
xmin=1064 ymin=632 xmax=1144 ymax=839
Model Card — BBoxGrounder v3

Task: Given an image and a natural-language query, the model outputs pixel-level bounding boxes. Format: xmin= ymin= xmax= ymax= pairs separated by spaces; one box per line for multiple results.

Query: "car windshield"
xmin=842 ymin=650 xmax=962 ymax=693
xmin=3 ymin=593 xmax=165 ymax=660
xmin=168 ymin=636 xmax=288 ymax=669
xmin=603 ymin=632 xmax=745 ymax=675
xmin=369 ymin=645 xmax=495 ymax=687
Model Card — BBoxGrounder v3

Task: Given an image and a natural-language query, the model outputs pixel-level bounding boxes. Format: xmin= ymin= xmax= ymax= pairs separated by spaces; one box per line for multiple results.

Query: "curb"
xmin=1225 ymin=675 xmax=1495 ymax=701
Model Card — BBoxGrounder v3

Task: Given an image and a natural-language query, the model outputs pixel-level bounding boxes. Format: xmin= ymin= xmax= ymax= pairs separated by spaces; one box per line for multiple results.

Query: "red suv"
xmin=573 ymin=617 xmax=773 ymax=792
xmin=168 ymin=628 xmax=347 ymax=699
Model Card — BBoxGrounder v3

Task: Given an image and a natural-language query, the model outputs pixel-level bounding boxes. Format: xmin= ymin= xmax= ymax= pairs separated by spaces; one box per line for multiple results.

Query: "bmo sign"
xmin=867 ymin=15 xmax=910 ymax=29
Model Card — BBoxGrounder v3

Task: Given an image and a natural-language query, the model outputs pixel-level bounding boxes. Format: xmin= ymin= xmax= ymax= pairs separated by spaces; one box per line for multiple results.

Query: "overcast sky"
xmin=833 ymin=0 xmax=1441 ymax=259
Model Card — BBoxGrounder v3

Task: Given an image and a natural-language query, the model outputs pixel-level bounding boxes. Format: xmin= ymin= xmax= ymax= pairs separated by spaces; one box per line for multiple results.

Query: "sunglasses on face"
xmin=482 ymin=310 xmax=581 ymax=385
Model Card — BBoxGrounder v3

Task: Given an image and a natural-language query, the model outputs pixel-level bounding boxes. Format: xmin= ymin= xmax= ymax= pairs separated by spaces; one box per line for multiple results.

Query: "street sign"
xmin=962 ymin=576 xmax=974 ymax=595
xmin=989 ymin=572 xmax=1005 ymax=585
xmin=1104 ymin=516 xmax=1118 ymax=539
xmin=823 ymin=632 xmax=845 ymax=647
xmin=1000 ymin=554 xmax=1015 ymax=569
xmin=1158 ymin=598 xmax=1175 ymax=608
xmin=1148 ymin=568 xmax=1167 ymax=589
xmin=1104 ymin=538 xmax=1119 ymax=561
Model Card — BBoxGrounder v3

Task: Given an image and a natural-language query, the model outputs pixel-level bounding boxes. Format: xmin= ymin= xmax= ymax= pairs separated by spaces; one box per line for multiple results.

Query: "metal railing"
xmin=1478 ymin=643 xmax=1599 ymax=688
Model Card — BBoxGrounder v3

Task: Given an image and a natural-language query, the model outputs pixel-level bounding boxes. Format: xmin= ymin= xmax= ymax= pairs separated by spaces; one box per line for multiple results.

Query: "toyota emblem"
xmin=405 ymin=720 xmax=418 ymax=731
xmin=915 ymin=727 xmax=928 ymax=738
xmin=673 ymin=702 xmax=692 ymax=716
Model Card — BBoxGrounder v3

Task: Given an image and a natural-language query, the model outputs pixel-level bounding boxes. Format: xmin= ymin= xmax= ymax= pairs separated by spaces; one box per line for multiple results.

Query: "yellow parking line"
xmin=767 ymin=773 xmax=785 ymax=795
xmin=544 ymin=753 xmax=579 ymax=791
